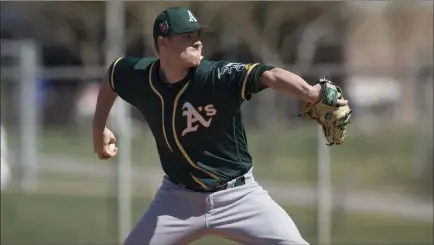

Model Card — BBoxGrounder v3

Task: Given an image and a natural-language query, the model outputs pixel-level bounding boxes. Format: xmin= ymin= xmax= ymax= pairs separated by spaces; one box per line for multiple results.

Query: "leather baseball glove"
xmin=298 ymin=78 xmax=352 ymax=146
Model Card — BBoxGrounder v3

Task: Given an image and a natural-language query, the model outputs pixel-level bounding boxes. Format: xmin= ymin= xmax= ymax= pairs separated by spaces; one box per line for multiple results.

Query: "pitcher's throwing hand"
xmin=92 ymin=126 xmax=118 ymax=159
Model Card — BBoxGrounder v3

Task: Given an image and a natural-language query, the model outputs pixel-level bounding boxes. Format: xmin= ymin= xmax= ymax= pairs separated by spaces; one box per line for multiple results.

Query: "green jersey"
xmin=109 ymin=57 xmax=273 ymax=190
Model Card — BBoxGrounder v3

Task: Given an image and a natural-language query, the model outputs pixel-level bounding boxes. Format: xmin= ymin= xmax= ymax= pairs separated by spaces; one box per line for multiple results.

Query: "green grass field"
xmin=1 ymin=191 xmax=432 ymax=245
xmin=2 ymin=124 xmax=432 ymax=244
xmin=6 ymin=123 xmax=431 ymax=196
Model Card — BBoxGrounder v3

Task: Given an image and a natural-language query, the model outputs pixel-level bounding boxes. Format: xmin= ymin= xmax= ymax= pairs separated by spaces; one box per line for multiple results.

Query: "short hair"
xmin=154 ymin=35 xmax=173 ymax=54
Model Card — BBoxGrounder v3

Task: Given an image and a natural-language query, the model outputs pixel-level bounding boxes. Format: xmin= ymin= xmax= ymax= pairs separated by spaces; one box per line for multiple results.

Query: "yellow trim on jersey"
xmin=190 ymin=174 xmax=208 ymax=189
xmin=148 ymin=62 xmax=173 ymax=153
xmin=173 ymin=82 xmax=222 ymax=188
xmin=240 ymin=63 xmax=259 ymax=101
xmin=110 ymin=57 xmax=124 ymax=91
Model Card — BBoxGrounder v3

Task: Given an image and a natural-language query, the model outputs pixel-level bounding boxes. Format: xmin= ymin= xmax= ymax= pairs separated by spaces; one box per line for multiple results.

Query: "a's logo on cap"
xmin=159 ymin=20 xmax=169 ymax=34
xmin=187 ymin=10 xmax=197 ymax=22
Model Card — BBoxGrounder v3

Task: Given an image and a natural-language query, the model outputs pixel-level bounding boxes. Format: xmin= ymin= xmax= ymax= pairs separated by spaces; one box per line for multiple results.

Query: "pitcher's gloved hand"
xmin=298 ymin=78 xmax=353 ymax=146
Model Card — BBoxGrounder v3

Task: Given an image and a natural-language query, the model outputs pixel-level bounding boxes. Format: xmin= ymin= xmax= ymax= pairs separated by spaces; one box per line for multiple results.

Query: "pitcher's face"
xmin=160 ymin=30 xmax=203 ymax=68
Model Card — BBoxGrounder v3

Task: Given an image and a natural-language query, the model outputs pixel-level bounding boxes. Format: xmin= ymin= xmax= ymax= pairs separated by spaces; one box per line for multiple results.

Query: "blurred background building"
xmin=0 ymin=1 xmax=433 ymax=245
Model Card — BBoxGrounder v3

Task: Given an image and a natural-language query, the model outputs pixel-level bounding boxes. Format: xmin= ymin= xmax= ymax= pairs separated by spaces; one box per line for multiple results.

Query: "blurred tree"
xmin=2 ymin=1 xmax=349 ymax=130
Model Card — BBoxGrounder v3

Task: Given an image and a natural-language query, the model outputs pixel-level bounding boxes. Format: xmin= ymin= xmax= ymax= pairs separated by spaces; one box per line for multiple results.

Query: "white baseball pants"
xmin=124 ymin=169 xmax=309 ymax=245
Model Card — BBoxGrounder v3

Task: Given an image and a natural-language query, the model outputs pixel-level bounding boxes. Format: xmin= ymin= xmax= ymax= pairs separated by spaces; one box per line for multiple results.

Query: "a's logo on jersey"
xmin=187 ymin=10 xmax=198 ymax=22
xmin=159 ymin=21 xmax=169 ymax=34
xmin=217 ymin=63 xmax=246 ymax=79
xmin=181 ymin=102 xmax=217 ymax=136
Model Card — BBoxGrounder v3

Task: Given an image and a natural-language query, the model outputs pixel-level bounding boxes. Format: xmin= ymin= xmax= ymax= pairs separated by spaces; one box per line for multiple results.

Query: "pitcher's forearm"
xmin=260 ymin=68 xmax=319 ymax=103
xmin=93 ymin=73 xmax=118 ymax=131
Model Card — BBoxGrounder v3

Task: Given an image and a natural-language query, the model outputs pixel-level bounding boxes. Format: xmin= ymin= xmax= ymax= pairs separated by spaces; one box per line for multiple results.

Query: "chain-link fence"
xmin=1 ymin=1 xmax=433 ymax=245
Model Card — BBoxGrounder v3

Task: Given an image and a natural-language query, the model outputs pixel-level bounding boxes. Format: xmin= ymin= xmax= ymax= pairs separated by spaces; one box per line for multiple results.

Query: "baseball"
xmin=108 ymin=143 xmax=116 ymax=152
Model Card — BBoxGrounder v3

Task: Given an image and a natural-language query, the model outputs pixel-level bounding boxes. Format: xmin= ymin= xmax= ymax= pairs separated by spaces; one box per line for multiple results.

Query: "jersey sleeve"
xmin=108 ymin=57 xmax=142 ymax=105
xmin=213 ymin=61 xmax=274 ymax=101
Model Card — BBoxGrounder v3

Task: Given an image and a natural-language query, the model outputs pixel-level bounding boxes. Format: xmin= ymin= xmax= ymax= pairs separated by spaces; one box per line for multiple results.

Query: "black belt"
xmin=171 ymin=176 xmax=246 ymax=193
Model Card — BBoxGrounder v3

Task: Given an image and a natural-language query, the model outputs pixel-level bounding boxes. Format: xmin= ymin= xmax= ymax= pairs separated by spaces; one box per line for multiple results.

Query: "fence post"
xmin=105 ymin=0 xmax=132 ymax=243
xmin=19 ymin=40 xmax=39 ymax=192
xmin=317 ymin=125 xmax=332 ymax=245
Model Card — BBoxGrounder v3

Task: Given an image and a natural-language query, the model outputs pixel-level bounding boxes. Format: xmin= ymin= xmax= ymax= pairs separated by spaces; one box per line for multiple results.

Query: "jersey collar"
xmin=153 ymin=60 xmax=196 ymax=90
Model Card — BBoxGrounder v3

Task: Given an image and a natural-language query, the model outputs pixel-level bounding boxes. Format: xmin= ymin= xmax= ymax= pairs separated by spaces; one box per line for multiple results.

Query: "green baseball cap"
xmin=153 ymin=7 xmax=212 ymax=41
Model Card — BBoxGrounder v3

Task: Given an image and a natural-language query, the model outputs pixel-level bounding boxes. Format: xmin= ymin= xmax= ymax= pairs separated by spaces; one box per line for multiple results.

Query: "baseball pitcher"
xmin=92 ymin=7 xmax=352 ymax=245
